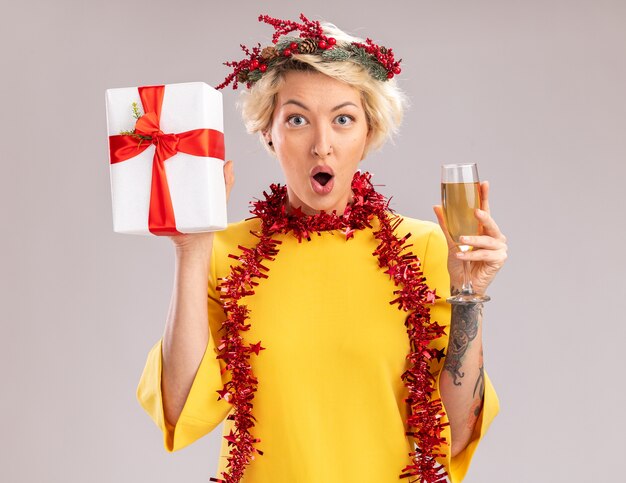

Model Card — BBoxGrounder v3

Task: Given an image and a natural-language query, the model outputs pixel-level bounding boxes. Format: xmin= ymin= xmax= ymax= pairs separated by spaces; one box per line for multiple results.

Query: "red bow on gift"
xmin=109 ymin=85 xmax=225 ymax=235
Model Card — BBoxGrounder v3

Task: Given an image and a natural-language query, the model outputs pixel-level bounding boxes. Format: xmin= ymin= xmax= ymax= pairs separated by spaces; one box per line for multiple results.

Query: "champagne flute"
xmin=441 ymin=163 xmax=491 ymax=304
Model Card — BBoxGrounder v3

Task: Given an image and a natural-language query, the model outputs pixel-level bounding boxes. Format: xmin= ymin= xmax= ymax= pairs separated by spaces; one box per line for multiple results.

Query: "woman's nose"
xmin=311 ymin=124 xmax=333 ymax=158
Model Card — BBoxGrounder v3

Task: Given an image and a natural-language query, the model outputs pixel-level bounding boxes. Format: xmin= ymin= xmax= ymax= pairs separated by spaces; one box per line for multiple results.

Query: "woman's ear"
xmin=263 ymin=132 xmax=274 ymax=149
xmin=261 ymin=130 xmax=276 ymax=155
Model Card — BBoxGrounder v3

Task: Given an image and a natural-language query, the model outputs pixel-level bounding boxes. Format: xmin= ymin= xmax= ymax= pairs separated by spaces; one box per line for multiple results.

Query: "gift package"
xmin=105 ymin=82 xmax=227 ymax=235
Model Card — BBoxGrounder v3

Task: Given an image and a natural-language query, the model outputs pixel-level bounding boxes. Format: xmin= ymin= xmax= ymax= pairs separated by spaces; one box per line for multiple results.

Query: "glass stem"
xmin=461 ymin=259 xmax=474 ymax=294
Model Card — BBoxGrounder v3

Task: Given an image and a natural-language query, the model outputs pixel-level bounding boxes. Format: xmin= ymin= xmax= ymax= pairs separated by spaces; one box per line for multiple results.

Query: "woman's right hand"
xmin=167 ymin=160 xmax=235 ymax=251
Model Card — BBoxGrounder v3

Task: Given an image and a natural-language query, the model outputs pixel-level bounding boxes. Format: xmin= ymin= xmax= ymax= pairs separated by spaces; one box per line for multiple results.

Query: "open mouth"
xmin=313 ymin=172 xmax=333 ymax=186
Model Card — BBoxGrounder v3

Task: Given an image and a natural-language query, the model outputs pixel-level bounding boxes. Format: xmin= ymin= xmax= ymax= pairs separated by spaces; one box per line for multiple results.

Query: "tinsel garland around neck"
xmin=210 ymin=171 xmax=450 ymax=483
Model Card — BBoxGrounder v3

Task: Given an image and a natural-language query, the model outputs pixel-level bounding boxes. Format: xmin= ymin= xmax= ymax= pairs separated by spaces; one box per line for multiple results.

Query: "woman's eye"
xmin=335 ymin=115 xmax=354 ymax=126
xmin=287 ymin=115 xmax=307 ymax=127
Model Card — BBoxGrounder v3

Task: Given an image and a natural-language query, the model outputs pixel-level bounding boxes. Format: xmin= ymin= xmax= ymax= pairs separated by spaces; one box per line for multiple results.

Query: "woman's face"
xmin=265 ymin=70 xmax=371 ymax=215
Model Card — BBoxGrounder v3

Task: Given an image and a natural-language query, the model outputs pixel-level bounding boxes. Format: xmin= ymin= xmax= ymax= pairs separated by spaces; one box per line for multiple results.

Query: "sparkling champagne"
xmin=441 ymin=163 xmax=490 ymax=304
xmin=441 ymin=181 xmax=481 ymax=245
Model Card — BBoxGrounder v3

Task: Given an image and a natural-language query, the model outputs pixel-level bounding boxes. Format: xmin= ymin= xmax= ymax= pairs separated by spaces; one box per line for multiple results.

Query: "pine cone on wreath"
xmin=261 ymin=46 xmax=278 ymax=61
xmin=298 ymin=38 xmax=317 ymax=54
xmin=237 ymin=70 xmax=249 ymax=83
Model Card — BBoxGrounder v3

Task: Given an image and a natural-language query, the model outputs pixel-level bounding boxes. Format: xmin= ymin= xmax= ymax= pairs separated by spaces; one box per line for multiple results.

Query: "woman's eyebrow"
xmin=282 ymin=99 xmax=309 ymax=110
xmin=281 ymin=100 xmax=359 ymax=111
xmin=331 ymin=101 xmax=358 ymax=111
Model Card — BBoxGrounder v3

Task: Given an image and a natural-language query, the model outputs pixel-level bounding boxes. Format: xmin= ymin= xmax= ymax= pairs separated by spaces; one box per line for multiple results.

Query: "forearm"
xmin=439 ymin=301 xmax=485 ymax=457
xmin=162 ymin=240 xmax=214 ymax=427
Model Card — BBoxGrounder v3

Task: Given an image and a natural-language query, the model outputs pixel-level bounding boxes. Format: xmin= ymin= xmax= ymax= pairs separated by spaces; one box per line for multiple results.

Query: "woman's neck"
xmin=285 ymin=192 xmax=355 ymax=217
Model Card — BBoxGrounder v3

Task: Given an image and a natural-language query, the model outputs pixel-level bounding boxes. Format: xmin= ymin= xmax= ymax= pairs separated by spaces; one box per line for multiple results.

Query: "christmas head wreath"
xmin=215 ymin=13 xmax=402 ymax=90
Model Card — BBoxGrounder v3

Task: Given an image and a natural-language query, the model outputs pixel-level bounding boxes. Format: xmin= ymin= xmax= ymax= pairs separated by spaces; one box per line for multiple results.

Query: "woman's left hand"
xmin=433 ymin=180 xmax=508 ymax=295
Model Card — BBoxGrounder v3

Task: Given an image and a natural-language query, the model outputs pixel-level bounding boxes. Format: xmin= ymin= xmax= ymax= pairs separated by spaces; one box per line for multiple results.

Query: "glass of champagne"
xmin=441 ymin=163 xmax=491 ymax=304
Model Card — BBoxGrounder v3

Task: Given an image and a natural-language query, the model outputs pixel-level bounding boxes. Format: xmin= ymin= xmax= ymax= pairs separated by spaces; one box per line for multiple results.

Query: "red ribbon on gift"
xmin=109 ymin=85 xmax=225 ymax=235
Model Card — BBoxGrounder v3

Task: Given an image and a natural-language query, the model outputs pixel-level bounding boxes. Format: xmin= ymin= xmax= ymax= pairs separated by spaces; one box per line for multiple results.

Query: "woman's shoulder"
xmin=390 ymin=213 xmax=448 ymax=275
xmin=214 ymin=216 xmax=262 ymax=249
xmin=383 ymin=212 xmax=447 ymax=261
xmin=390 ymin=212 xmax=442 ymax=242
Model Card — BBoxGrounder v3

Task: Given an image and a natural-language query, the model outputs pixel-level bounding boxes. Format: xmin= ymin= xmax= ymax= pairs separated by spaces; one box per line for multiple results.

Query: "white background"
xmin=1 ymin=0 xmax=624 ymax=481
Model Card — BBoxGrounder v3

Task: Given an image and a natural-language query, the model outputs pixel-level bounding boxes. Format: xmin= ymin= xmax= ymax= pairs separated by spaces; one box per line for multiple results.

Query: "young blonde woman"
xmin=137 ymin=14 xmax=507 ymax=483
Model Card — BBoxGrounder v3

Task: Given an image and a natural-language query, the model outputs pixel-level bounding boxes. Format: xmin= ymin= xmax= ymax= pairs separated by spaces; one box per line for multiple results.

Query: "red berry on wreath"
xmin=283 ymin=48 xmax=292 ymax=56
xmin=259 ymin=64 xmax=267 ymax=72
xmin=387 ymin=72 xmax=394 ymax=79
xmin=290 ymin=42 xmax=298 ymax=50
xmin=250 ymin=59 xmax=259 ymax=70
xmin=393 ymin=66 xmax=401 ymax=74
xmin=318 ymin=40 xmax=327 ymax=49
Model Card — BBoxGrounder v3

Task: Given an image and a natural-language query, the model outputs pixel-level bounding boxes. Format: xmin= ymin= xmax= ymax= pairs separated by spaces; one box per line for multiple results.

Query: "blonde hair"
xmin=239 ymin=22 xmax=409 ymax=157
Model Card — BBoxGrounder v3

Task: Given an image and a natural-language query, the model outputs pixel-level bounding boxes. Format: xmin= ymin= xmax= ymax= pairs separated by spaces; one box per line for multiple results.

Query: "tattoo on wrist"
xmin=443 ymin=303 xmax=482 ymax=386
